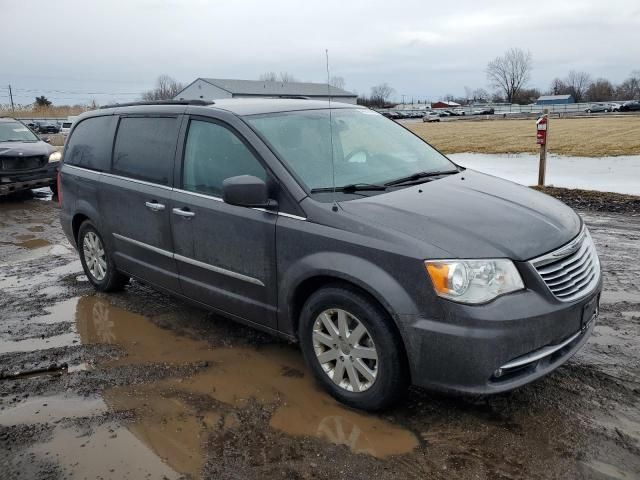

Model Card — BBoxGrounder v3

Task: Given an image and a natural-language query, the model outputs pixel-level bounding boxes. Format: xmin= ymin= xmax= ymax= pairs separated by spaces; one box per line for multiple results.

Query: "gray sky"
xmin=2 ymin=0 xmax=639 ymax=105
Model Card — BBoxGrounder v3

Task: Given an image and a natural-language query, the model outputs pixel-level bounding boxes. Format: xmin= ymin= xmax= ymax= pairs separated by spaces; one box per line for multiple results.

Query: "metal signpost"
xmin=536 ymin=109 xmax=549 ymax=186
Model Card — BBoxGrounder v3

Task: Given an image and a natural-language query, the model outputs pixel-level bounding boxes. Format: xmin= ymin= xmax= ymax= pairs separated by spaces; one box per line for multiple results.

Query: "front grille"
xmin=530 ymin=227 xmax=600 ymax=302
xmin=1 ymin=156 xmax=47 ymax=171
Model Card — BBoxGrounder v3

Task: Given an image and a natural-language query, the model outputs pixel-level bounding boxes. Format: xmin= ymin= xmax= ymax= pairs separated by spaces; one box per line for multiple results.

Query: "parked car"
xmin=380 ymin=111 xmax=400 ymax=120
xmin=472 ymin=107 xmax=495 ymax=115
xmin=0 ymin=118 xmax=60 ymax=196
xmin=451 ymin=108 xmax=467 ymax=116
xmin=35 ymin=121 xmax=61 ymax=134
xmin=60 ymin=99 xmax=602 ymax=410
xmin=620 ymin=100 xmax=640 ymax=112
xmin=585 ymin=104 xmax=610 ymax=113
xmin=422 ymin=112 xmax=441 ymax=122
xmin=609 ymin=103 xmax=622 ymax=112
xmin=60 ymin=120 xmax=74 ymax=136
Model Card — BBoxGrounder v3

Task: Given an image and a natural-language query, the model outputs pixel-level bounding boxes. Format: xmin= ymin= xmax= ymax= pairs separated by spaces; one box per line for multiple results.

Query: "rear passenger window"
xmin=113 ymin=117 xmax=178 ymax=185
xmin=183 ymin=120 xmax=266 ymax=196
xmin=65 ymin=116 xmax=113 ymax=171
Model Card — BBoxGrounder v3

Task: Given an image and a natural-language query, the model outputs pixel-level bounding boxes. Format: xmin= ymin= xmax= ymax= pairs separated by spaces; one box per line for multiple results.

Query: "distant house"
xmin=430 ymin=101 xmax=461 ymax=109
xmin=536 ymin=94 xmax=575 ymax=105
xmin=174 ymin=78 xmax=358 ymax=104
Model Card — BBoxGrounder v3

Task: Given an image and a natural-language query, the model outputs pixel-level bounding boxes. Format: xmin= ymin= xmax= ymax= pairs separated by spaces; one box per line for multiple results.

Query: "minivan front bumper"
xmin=402 ymin=277 xmax=602 ymax=394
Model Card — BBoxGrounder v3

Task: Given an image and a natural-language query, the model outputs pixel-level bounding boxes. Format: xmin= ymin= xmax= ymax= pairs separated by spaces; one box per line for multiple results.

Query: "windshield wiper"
xmin=384 ymin=169 xmax=459 ymax=187
xmin=310 ymin=183 xmax=387 ymax=193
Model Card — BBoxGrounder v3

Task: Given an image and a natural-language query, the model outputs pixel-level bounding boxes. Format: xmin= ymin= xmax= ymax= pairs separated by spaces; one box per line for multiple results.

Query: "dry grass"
xmin=407 ymin=116 xmax=640 ymax=157
xmin=0 ymin=105 xmax=87 ymax=119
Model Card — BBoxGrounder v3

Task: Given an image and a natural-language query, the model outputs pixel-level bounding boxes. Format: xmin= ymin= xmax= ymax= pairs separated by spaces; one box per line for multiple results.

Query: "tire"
xmin=299 ymin=284 xmax=409 ymax=411
xmin=77 ymin=220 xmax=129 ymax=292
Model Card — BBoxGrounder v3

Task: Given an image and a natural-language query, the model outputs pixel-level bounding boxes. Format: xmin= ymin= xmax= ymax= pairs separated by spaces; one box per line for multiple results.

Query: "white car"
xmin=60 ymin=120 xmax=74 ymax=136
xmin=422 ymin=112 xmax=441 ymax=122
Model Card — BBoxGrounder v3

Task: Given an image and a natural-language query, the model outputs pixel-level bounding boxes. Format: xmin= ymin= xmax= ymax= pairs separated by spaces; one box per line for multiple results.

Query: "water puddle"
xmin=29 ymin=297 xmax=81 ymax=325
xmin=31 ymin=422 xmax=181 ymax=479
xmin=74 ymin=296 xmax=418 ymax=459
xmin=0 ymin=332 xmax=78 ymax=354
xmin=2 ymin=295 xmax=419 ymax=478
xmin=0 ymin=258 xmax=82 ymax=291
xmin=0 ymin=394 xmax=107 ymax=426
xmin=15 ymin=237 xmax=51 ymax=249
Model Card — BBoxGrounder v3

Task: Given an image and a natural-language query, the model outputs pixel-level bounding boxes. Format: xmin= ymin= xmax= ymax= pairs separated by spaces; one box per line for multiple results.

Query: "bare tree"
xmin=615 ymin=71 xmax=640 ymax=100
xmin=278 ymin=72 xmax=298 ymax=83
xmin=259 ymin=72 xmax=278 ymax=82
xmin=512 ymin=87 xmax=541 ymax=105
xmin=549 ymin=78 xmax=568 ymax=95
xmin=564 ymin=70 xmax=592 ymax=103
xmin=330 ymin=76 xmax=346 ymax=90
xmin=586 ymin=78 xmax=615 ymax=102
xmin=370 ymin=83 xmax=394 ymax=107
xmin=472 ymin=88 xmax=490 ymax=102
xmin=486 ymin=48 xmax=532 ymax=103
xmin=142 ymin=75 xmax=184 ymax=101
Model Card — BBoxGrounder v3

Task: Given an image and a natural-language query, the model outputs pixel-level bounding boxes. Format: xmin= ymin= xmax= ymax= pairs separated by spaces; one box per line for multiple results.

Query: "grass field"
xmin=407 ymin=116 xmax=640 ymax=157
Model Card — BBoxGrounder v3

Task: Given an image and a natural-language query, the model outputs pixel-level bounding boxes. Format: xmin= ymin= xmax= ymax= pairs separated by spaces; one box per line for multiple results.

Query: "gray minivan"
xmin=60 ymin=99 xmax=601 ymax=410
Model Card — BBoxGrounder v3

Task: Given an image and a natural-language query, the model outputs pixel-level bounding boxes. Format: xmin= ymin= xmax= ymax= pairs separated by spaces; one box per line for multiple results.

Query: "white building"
xmin=174 ymin=78 xmax=358 ymax=104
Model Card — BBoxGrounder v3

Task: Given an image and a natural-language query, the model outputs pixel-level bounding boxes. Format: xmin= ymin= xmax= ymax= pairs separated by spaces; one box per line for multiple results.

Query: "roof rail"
xmin=100 ymin=99 xmax=214 ymax=109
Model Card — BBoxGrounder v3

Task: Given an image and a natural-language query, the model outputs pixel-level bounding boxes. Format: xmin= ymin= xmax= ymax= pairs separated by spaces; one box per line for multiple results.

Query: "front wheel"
xmin=78 ymin=221 xmax=129 ymax=292
xmin=299 ymin=285 xmax=409 ymax=411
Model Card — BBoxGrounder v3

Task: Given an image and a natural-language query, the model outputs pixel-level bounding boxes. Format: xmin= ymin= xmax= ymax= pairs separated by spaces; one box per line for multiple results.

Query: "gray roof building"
xmin=175 ymin=78 xmax=358 ymax=104
xmin=536 ymin=94 xmax=575 ymax=105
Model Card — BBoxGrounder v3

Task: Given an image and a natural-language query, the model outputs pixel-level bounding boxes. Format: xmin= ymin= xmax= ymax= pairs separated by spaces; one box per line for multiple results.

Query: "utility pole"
xmin=8 ymin=85 xmax=15 ymax=112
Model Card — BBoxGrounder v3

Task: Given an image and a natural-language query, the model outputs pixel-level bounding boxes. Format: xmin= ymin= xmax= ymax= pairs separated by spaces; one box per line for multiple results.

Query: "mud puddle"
xmin=1 ymin=295 xmax=418 ymax=479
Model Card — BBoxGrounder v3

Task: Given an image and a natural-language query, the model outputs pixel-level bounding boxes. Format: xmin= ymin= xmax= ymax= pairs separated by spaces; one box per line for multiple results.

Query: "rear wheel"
xmin=78 ymin=221 xmax=129 ymax=292
xmin=299 ymin=285 xmax=409 ymax=411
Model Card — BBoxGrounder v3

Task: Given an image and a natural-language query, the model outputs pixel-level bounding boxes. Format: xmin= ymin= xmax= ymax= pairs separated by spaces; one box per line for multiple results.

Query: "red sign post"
xmin=536 ymin=112 xmax=549 ymax=186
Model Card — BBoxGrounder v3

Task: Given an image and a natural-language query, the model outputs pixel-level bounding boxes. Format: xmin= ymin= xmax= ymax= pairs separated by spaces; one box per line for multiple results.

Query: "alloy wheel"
xmin=82 ymin=231 xmax=107 ymax=281
xmin=312 ymin=308 xmax=379 ymax=392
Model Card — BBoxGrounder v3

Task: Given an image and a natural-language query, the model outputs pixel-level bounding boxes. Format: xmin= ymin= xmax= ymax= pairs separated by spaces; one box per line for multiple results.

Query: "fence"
xmin=386 ymin=101 xmax=634 ymax=116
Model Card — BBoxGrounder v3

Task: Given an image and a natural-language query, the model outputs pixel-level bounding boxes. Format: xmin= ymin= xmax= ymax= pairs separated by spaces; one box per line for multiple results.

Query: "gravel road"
xmin=0 ymin=189 xmax=638 ymax=480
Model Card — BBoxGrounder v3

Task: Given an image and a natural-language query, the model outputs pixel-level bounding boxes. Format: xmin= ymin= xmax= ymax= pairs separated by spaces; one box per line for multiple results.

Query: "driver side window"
xmin=182 ymin=120 xmax=266 ymax=196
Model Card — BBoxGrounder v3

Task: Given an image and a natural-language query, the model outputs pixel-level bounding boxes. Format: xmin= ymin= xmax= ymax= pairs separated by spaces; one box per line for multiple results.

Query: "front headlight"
xmin=425 ymin=259 xmax=524 ymax=304
xmin=49 ymin=151 xmax=62 ymax=162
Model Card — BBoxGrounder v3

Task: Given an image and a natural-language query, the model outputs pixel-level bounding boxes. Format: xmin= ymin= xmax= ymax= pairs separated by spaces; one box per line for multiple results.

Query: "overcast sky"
xmin=1 ymin=0 xmax=639 ymax=105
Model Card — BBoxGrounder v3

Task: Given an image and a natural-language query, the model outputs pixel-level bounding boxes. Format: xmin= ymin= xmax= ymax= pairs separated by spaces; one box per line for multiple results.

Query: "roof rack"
xmin=100 ymin=99 xmax=214 ymax=109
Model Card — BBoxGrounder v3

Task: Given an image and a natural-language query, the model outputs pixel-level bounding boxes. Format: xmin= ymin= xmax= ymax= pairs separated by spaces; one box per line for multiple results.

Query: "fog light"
xmin=493 ymin=368 xmax=503 ymax=378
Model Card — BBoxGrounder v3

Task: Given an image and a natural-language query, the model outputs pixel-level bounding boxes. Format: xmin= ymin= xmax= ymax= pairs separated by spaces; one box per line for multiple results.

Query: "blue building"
xmin=536 ymin=94 xmax=575 ymax=105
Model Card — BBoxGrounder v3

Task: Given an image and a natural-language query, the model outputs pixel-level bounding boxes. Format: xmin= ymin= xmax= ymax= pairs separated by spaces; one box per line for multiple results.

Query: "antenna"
xmin=326 ymin=49 xmax=338 ymax=212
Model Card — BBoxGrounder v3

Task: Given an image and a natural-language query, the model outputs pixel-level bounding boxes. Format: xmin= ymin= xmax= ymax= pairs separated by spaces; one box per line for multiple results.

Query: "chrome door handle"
xmin=145 ymin=201 xmax=165 ymax=211
xmin=172 ymin=207 xmax=195 ymax=218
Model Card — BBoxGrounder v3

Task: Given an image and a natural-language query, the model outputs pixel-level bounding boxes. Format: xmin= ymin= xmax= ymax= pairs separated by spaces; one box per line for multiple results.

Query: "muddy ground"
xmin=0 ymin=189 xmax=638 ymax=480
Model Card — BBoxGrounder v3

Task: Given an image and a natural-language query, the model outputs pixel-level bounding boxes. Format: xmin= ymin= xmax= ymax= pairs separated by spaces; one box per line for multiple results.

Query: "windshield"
xmin=0 ymin=122 xmax=39 ymax=142
xmin=245 ymin=108 xmax=455 ymax=191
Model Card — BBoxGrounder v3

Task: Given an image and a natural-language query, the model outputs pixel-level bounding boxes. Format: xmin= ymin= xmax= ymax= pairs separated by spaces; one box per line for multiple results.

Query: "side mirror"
xmin=43 ymin=137 xmax=51 ymax=144
xmin=222 ymin=175 xmax=270 ymax=208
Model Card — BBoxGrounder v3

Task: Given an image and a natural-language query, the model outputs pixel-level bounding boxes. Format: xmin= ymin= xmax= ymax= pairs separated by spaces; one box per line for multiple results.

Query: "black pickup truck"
xmin=0 ymin=118 xmax=60 ymax=196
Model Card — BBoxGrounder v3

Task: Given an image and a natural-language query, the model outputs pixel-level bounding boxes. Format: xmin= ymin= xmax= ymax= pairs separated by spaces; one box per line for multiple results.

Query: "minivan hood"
xmin=339 ymin=170 xmax=581 ymax=261
xmin=0 ymin=141 xmax=55 ymax=158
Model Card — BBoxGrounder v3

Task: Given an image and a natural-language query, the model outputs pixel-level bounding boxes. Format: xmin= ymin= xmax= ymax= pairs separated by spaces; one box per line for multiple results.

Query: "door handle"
xmin=172 ymin=207 xmax=195 ymax=218
xmin=145 ymin=201 xmax=165 ymax=211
